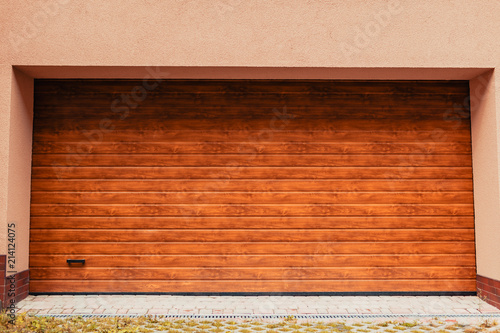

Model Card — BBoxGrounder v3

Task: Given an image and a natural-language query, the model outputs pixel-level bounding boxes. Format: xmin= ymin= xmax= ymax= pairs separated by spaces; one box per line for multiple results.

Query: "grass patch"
xmin=0 ymin=312 xmax=499 ymax=332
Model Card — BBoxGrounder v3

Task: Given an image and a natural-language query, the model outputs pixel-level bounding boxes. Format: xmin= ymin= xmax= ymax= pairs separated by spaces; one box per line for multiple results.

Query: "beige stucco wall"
xmin=6 ymin=69 xmax=33 ymax=272
xmin=470 ymin=72 xmax=500 ymax=281
xmin=0 ymin=0 xmax=500 ymax=282
xmin=0 ymin=0 xmax=499 ymax=68
xmin=0 ymin=65 xmax=12 ymax=263
xmin=0 ymin=66 xmax=33 ymax=273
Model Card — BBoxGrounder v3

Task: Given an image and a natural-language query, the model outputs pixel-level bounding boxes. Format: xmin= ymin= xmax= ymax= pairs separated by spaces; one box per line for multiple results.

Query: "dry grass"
xmin=0 ymin=312 xmax=499 ymax=332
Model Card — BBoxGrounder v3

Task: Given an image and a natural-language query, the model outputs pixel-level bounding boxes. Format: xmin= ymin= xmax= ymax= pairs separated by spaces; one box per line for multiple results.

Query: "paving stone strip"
xmin=17 ymin=295 xmax=500 ymax=318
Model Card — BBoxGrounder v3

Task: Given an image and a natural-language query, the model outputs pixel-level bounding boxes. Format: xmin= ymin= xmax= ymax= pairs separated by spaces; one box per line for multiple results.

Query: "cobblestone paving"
xmin=17 ymin=295 xmax=500 ymax=318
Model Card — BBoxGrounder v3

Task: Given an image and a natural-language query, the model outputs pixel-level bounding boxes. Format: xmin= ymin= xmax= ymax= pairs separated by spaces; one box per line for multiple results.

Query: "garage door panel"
xmin=31 ymin=267 xmax=477 ymax=281
xmin=35 ymin=79 xmax=470 ymax=94
xmin=30 ymin=80 xmax=474 ymax=293
xmin=31 ymin=180 xmax=473 ymax=192
xmin=33 ymin=118 xmax=471 ymax=132
xmin=32 ymin=166 xmax=473 ymax=180
xmin=30 ymin=203 xmax=474 ymax=217
xmin=33 ymin=106 xmax=469 ymax=122
xmin=30 ymin=241 xmax=476 ymax=255
xmin=29 ymin=279 xmax=477 ymax=293
xmin=33 ymin=142 xmax=472 ymax=155
xmin=33 ymin=129 xmax=472 ymax=143
xmin=33 ymin=154 xmax=472 ymax=167
xmin=30 ymin=229 xmax=474 ymax=242
xmin=30 ymin=216 xmax=475 ymax=229
xmin=34 ymin=91 xmax=467 ymax=108
xmin=30 ymin=254 xmax=476 ymax=268
xmin=30 ymin=191 xmax=473 ymax=205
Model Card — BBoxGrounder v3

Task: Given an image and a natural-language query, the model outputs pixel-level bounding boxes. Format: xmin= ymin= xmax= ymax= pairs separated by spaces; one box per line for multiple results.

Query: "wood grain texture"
xmin=31 ymin=180 xmax=473 ymax=192
xmin=30 ymin=79 xmax=475 ymax=293
xmin=29 ymin=254 xmax=476 ymax=267
xmin=30 ymin=229 xmax=475 ymax=242
xmin=33 ymin=119 xmax=471 ymax=132
xmin=30 ymin=203 xmax=474 ymax=217
xmin=32 ymin=153 xmax=473 ymax=167
xmin=29 ymin=279 xmax=477 ymax=293
xmin=32 ymin=107 xmax=470 ymax=121
xmin=31 ymin=267 xmax=476 ymax=280
xmin=33 ymin=130 xmax=471 ymax=143
xmin=30 ymin=191 xmax=474 ymax=204
xmin=29 ymin=241 xmax=476 ymax=255
xmin=33 ymin=92 xmax=467 ymax=108
xmin=30 ymin=216 xmax=475 ymax=229
xmin=34 ymin=80 xmax=470 ymax=94
xmin=32 ymin=166 xmax=473 ymax=180
xmin=33 ymin=142 xmax=472 ymax=155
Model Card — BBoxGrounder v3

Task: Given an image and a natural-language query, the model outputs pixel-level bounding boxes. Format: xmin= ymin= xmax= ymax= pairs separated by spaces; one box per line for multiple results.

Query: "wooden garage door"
xmin=30 ymin=80 xmax=475 ymax=293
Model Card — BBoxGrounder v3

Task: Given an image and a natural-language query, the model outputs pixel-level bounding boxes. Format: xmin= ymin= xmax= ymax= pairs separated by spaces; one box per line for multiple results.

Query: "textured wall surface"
xmin=0 ymin=0 xmax=498 ymax=68
xmin=470 ymin=73 xmax=500 ymax=282
xmin=0 ymin=0 xmax=499 ymax=283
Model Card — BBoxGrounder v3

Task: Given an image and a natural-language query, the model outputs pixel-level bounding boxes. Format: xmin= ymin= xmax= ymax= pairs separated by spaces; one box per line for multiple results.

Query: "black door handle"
xmin=67 ymin=259 xmax=85 ymax=265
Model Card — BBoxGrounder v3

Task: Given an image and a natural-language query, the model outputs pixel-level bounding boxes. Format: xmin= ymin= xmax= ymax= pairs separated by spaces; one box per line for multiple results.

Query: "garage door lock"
xmin=66 ymin=259 xmax=85 ymax=265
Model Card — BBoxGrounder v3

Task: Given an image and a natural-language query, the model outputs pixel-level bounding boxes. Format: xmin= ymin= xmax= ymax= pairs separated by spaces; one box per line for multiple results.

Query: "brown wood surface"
xmin=32 ymin=107 xmax=470 ymax=121
xmin=33 ymin=130 xmax=471 ymax=143
xmin=30 ymin=203 xmax=474 ymax=216
xmin=33 ymin=142 xmax=472 ymax=155
xmin=33 ymin=153 xmax=473 ymax=167
xmin=30 ymin=229 xmax=474 ymax=242
xmin=33 ymin=80 xmax=470 ymax=94
xmin=30 ymin=79 xmax=475 ymax=293
xmin=33 ymin=92 xmax=467 ymax=108
xmin=29 ymin=241 xmax=475 ymax=255
xmin=33 ymin=119 xmax=471 ymax=132
xmin=29 ymin=279 xmax=476 ymax=293
xmin=32 ymin=166 xmax=473 ymax=180
xmin=30 ymin=254 xmax=476 ymax=267
xmin=31 ymin=267 xmax=476 ymax=280
xmin=31 ymin=191 xmax=473 ymax=204
xmin=30 ymin=216 xmax=475 ymax=229
xmin=31 ymin=180 xmax=473 ymax=192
